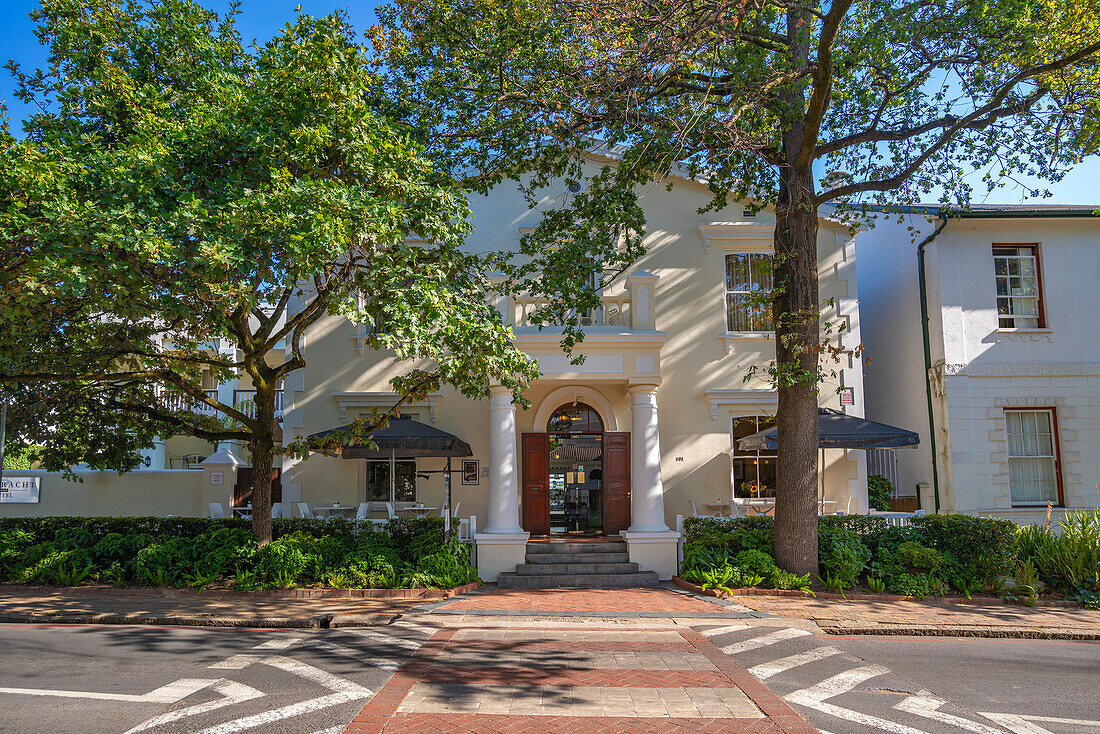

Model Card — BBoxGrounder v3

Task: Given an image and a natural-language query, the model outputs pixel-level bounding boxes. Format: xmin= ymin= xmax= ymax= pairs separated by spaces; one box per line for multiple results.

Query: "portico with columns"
xmin=473 ymin=273 xmax=680 ymax=580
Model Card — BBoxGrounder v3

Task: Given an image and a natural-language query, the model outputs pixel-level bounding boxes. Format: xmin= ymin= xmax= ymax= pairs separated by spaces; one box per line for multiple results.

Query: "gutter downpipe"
xmin=917 ymin=213 xmax=949 ymax=513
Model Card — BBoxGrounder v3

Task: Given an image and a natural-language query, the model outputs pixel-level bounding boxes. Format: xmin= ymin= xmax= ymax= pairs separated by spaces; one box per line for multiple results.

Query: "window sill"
xmin=995 ymin=328 xmax=1051 ymax=334
xmin=719 ymin=332 xmax=773 ymax=354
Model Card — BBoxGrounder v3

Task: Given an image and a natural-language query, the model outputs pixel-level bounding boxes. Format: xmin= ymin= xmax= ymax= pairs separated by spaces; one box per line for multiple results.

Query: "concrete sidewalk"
xmin=732 ymin=593 xmax=1100 ymax=639
xmin=0 ymin=585 xmax=425 ymax=627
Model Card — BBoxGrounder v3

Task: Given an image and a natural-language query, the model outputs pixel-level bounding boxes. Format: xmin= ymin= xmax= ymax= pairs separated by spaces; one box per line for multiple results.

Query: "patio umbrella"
xmin=735 ymin=408 xmax=918 ymax=513
xmin=735 ymin=408 xmax=919 ymax=452
xmin=307 ymin=415 xmax=472 ymax=536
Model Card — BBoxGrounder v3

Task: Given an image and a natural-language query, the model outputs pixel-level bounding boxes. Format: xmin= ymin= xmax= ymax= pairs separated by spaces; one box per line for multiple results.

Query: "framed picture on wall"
xmin=461 ymin=459 xmax=479 ymax=485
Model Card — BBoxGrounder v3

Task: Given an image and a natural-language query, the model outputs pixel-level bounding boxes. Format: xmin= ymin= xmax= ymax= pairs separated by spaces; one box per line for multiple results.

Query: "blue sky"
xmin=3 ymin=0 xmax=1097 ymax=205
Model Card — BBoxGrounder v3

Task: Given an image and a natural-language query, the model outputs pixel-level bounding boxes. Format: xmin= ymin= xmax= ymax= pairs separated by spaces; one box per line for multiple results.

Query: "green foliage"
xmin=818 ymin=527 xmax=871 ymax=587
xmin=896 ymin=541 xmax=945 ymax=572
xmin=909 ymin=514 xmax=1016 ymax=583
xmin=769 ymin=569 xmax=814 ymax=592
xmin=867 ymin=475 xmax=894 ymax=512
xmin=1017 ymin=510 xmax=1100 ymax=596
xmin=0 ymin=516 xmax=473 ymax=590
xmin=866 ymin=577 xmax=887 ymax=593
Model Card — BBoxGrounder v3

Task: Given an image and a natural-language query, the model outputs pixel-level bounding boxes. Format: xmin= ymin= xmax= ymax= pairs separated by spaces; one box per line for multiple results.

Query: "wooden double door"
xmin=521 ymin=432 xmax=631 ymax=536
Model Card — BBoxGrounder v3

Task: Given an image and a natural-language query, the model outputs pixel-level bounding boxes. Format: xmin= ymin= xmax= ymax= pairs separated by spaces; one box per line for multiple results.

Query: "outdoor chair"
xmin=296 ymin=502 xmax=314 ymax=519
xmin=689 ymin=500 xmax=719 ymax=519
xmin=442 ymin=501 xmax=460 ymax=519
xmin=355 ymin=502 xmax=370 ymax=521
xmin=183 ymin=453 xmax=207 ymax=470
xmin=271 ymin=502 xmax=283 ymax=519
xmin=208 ymin=502 xmax=225 ymax=519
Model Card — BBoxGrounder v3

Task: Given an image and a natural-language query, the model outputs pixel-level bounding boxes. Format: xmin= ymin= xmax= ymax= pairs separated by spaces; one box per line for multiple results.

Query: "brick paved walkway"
xmin=344 ymin=627 xmax=817 ymax=733
xmin=733 ymin=594 xmax=1100 ymax=631
xmin=434 ymin=587 xmax=732 ymax=615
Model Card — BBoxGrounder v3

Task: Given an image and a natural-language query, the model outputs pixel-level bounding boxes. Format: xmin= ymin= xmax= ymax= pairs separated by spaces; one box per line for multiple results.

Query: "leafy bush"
xmin=910 ymin=514 xmax=1015 ymax=582
xmin=897 ymin=541 xmax=944 ymax=571
xmin=0 ymin=515 xmax=474 ymax=590
xmin=1017 ymin=509 xmax=1100 ymax=598
xmin=867 ymin=474 xmax=893 ymax=511
xmin=734 ymin=549 xmax=777 ymax=577
xmin=818 ymin=527 xmax=870 ymax=587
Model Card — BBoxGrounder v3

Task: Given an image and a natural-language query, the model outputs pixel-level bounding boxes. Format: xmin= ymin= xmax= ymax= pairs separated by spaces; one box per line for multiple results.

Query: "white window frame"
xmin=363 ymin=458 xmax=418 ymax=504
xmin=1004 ymin=408 xmax=1062 ymax=507
xmin=729 ymin=413 xmax=778 ymax=502
xmin=723 ymin=250 xmax=774 ymax=336
xmin=993 ymin=244 xmax=1044 ymax=329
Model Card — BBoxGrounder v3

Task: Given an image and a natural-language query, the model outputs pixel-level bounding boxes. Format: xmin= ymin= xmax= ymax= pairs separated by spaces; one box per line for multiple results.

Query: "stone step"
xmin=515 ymin=562 xmax=641 ymax=575
xmin=526 ymin=541 xmax=627 ymax=554
xmin=524 ymin=552 xmax=630 ymax=564
xmin=496 ymin=571 xmax=660 ymax=588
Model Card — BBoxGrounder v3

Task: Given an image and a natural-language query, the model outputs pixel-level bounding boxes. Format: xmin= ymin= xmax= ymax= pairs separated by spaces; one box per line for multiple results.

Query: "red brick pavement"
xmin=416 ymin=666 xmax=734 ymax=687
xmin=364 ymin=713 xmax=794 ymax=733
xmin=437 ymin=587 xmax=724 ymax=614
xmin=342 ymin=626 xmax=818 ymax=734
xmin=444 ymin=639 xmax=696 ymax=652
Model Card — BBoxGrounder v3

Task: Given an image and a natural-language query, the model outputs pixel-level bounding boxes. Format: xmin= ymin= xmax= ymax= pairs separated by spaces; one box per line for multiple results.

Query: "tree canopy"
xmin=377 ymin=0 xmax=1100 ymax=572
xmin=0 ymin=0 xmax=540 ymax=540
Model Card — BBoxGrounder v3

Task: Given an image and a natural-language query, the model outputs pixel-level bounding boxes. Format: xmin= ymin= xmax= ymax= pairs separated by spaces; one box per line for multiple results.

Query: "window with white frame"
xmin=731 ymin=415 xmax=777 ymax=499
xmin=993 ymin=245 xmax=1043 ymax=328
xmin=365 ymin=460 xmax=417 ymax=502
xmin=725 ymin=253 xmax=773 ymax=332
xmin=1005 ymin=409 xmax=1061 ymax=506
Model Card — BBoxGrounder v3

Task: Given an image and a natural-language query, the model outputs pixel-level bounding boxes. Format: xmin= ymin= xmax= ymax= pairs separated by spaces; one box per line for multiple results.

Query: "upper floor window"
xmin=1005 ymin=408 xmax=1061 ymax=506
xmin=993 ymin=245 xmax=1044 ymax=329
xmin=725 ymin=253 xmax=773 ymax=332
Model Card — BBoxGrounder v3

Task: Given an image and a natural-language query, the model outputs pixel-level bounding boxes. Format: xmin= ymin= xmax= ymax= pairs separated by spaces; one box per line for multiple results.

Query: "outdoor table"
xmin=400 ymin=505 xmax=439 ymax=519
xmin=705 ymin=501 xmax=738 ymax=518
xmin=739 ymin=500 xmax=776 ymax=517
xmin=232 ymin=504 xmax=252 ymax=519
xmin=313 ymin=505 xmax=356 ymax=519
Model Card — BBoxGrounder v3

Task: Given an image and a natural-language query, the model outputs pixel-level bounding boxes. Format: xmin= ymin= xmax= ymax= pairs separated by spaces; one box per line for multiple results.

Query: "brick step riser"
xmin=515 ymin=562 xmax=641 ymax=575
xmin=496 ymin=571 xmax=660 ymax=588
xmin=524 ymin=552 xmax=630 ymax=564
xmin=526 ymin=542 xmax=627 ymax=555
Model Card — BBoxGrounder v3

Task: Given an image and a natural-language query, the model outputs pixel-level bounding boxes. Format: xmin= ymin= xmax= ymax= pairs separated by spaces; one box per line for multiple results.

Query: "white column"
xmin=628 ymin=384 xmax=668 ymax=532
xmin=484 ymin=385 xmax=523 ymax=533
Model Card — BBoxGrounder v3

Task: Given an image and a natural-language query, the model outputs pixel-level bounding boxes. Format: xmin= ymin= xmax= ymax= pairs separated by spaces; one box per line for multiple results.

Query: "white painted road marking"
xmin=700 ymin=624 xmax=750 ymax=637
xmin=0 ymin=678 xmax=217 ymax=704
xmin=308 ymin=639 xmax=402 ymax=672
xmin=186 ymin=656 xmax=373 ymax=734
xmin=253 ymin=636 xmax=305 ymax=650
xmin=895 ymin=694 xmax=1007 ymax=734
xmin=786 ymin=664 xmax=933 ymax=734
xmin=123 ymin=681 xmax=264 ymax=733
xmin=341 ymin=628 xmax=423 ymax=651
xmin=209 ymin=654 xmax=260 ymax=670
xmin=981 ymin=712 xmax=1100 ymax=733
xmin=747 ymin=645 xmax=843 ymax=680
xmin=719 ymin=627 xmax=811 ymax=655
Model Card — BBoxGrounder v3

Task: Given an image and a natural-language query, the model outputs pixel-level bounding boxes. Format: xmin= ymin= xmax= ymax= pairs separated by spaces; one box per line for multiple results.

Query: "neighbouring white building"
xmin=856 ymin=205 xmax=1100 ymax=524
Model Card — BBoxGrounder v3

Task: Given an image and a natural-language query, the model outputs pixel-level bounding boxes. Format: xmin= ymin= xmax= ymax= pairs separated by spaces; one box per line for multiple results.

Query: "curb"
xmin=820 ymin=623 xmax=1100 ymax=640
xmin=0 ymin=611 xmax=398 ymax=629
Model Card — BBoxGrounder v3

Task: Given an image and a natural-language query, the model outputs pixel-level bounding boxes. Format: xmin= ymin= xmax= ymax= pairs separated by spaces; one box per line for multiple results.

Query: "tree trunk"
xmin=771 ymin=164 xmax=821 ymax=577
xmin=249 ymin=384 xmax=276 ymax=545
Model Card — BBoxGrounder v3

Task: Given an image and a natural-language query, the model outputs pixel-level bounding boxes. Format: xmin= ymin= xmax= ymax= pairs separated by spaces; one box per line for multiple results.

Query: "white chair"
xmin=689 ymin=500 xmax=722 ymax=519
xmin=384 ymin=501 xmax=396 ymax=519
xmin=355 ymin=502 xmax=370 ymax=521
xmin=296 ymin=502 xmax=314 ymax=519
xmin=271 ymin=502 xmax=283 ymax=519
xmin=442 ymin=502 xmax=460 ymax=518
xmin=208 ymin=502 xmax=225 ymax=519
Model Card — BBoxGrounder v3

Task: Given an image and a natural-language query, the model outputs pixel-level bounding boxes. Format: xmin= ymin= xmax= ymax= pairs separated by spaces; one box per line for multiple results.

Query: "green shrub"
xmin=897 ymin=541 xmax=945 ymax=571
xmin=910 ymin=514 xmax=1015 ymax=582
xmin=1018 ymin=510 xmax=1100 ymax=596
xmin=254 ymin=540 xmax=308 ymax=586
xmin=867 ymin=474 xmax=893 ymax=511
xmin=818 ymin=527 xmax=870 ymax=587
xmin=734 ymin=549 xmax=777 ymax=576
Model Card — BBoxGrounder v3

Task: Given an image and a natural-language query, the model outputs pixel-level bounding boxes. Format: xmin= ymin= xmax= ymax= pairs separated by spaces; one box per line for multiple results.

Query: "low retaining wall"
xmin=1 ymin=582 xmax=480 ymax=600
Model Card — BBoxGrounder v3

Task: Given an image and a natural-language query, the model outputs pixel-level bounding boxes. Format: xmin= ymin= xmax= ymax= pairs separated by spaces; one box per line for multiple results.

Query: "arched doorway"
xmin=522 ymin=400 xmax=631 ymax=536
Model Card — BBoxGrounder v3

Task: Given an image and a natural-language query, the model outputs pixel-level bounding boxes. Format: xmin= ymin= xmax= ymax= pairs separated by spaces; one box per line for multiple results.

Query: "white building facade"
xmin=856 ymin=206 xmax=1100 ymax=524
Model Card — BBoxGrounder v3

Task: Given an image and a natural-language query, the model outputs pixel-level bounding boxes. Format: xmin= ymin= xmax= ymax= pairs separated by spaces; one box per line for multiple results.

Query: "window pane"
xmin=1006 ymin=409 xmax=1059 ymax=504
xmin=365 ymin=460 xmax=417 ymax=502
xmin=725 ymin=253 xmax=773 ymax=332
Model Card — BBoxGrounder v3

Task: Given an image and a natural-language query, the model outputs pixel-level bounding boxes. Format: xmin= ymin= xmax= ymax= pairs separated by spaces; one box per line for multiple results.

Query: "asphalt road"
xmin=0 ymin=623 xmax=431 ymax=734
xmin=828 ymin=635 xmax=1100 ymax=733
xmin=1 ymin=623 xmax=1097 ymax=734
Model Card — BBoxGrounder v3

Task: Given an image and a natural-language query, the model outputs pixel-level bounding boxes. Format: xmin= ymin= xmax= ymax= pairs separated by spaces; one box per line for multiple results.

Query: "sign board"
xmin=839 ymin=387 xmax=855 ymax=406
xmin=1 ymin=477 xmax=40 ymax=503
xmin=209 ymin=471 xmax=224 ymax=486
xmin=462 ymin=460 xmax=479 ymax=485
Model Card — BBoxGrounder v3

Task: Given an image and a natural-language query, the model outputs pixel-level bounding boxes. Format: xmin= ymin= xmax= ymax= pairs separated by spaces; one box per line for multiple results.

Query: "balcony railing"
xmin=495 ymin=271 xmax=658 ymax=331
xmin=158 ymin=389 xmax=219 ymax=417
xmin=513 ymin=294 xmax=632 ymax=327
xmin=233 ymin=389 xmax=284 ymax=420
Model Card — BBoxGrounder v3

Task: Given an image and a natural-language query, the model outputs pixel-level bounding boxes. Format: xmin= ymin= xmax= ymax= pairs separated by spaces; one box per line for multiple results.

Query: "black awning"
xmin=308 ymin=414 xmax=473 ymax=459
xmin=736 ymin=408 xmax=919 ymax=451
